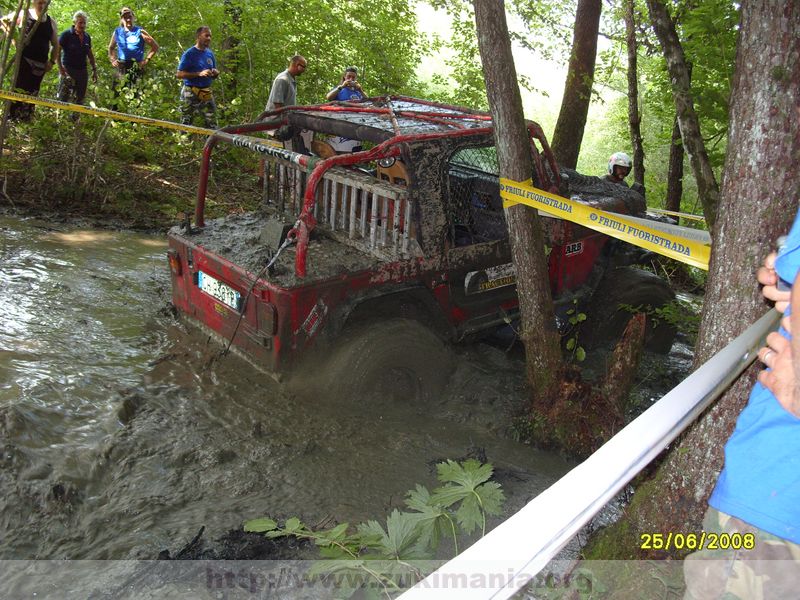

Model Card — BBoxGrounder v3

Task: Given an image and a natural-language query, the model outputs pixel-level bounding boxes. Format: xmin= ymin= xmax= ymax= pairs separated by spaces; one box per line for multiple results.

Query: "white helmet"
xmin=608 ymin=151 xmax=632 ymax=175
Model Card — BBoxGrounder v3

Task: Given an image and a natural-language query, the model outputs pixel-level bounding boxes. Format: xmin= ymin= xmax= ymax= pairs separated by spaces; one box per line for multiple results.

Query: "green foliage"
xmin=563 ymin=300 xmax=587 ymax=362
xmin=243 ymin=459 xmax=505 ymax=597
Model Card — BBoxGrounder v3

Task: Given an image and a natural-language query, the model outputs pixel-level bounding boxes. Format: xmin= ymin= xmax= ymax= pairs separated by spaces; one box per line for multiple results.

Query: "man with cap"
xmin=108 ymin=6 xmax=158 ymax=93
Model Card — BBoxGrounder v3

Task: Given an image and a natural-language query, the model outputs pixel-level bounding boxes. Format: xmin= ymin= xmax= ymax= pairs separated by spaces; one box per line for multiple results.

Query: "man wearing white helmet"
xmin=605 ymin=151 xmax=632 ymax=186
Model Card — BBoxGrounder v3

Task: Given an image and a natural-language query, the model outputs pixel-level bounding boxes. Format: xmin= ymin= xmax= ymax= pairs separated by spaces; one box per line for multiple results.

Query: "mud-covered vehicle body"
xmin=167 ymin=97 xmax=673 ymax=397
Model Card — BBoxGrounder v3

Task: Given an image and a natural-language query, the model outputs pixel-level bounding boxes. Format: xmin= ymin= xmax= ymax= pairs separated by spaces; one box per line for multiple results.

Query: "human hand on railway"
xmin=758 ymin=323 xmax=800 ymax=418
xmin=110 ymin=57 xmax=119 ymax=68
xmin=758 ymin=251 xmax=791 ymax=313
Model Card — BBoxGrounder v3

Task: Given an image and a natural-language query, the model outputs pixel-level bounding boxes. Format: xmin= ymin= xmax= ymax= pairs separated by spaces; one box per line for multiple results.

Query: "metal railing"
xmin=398 ymin=309 xmax=781 ymax=599
xmin=261 ymin=156 xmax=418 ymax=260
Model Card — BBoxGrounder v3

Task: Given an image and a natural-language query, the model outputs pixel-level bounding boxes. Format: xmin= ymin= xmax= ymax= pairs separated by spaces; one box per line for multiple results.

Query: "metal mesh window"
xmin=447 ymin=146 xmax=507 ymax=246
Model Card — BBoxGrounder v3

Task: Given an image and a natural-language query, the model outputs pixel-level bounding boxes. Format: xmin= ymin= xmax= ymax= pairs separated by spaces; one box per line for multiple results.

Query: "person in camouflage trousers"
xmin=683 ymin=508 xmax=800 ymax=599
xmin=175 ymin=25 xmax=218 ymax=129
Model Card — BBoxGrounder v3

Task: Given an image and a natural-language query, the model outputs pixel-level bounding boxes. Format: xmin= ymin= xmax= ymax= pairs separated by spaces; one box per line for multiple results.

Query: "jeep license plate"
xmin=198 ymin=271 xmax=241 ymax=311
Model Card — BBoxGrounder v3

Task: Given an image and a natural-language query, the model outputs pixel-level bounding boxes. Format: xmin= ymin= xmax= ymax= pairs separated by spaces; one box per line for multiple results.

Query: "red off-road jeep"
xmin=167 ymin=97 xmax=674 ymax=400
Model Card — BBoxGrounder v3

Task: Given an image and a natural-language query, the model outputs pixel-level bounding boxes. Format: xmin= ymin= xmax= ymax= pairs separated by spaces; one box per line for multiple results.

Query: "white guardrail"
xmin=399 ymin=309 xmax=781 ymax=599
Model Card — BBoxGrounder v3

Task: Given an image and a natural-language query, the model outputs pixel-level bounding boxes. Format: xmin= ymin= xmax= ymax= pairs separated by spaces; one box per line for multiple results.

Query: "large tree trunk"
xmin=473 ymin=0 xmax=562 ymax=401
xmin=624 ymin=0 xmax=644 ymax=188
xmin=646 ymin=0 xmax=720 ymax=229
xmin=549 ymin=0 xmax=602 ymax=169
xmin=665 ymin=115 xmax=684 ymax=213
xmin=591 ymin=0 xmax=800 ymax=558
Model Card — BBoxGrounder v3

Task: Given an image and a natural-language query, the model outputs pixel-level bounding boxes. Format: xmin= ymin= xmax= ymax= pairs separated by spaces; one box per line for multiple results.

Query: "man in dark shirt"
xmin=57 ymin=11 xmax=97 ymax=106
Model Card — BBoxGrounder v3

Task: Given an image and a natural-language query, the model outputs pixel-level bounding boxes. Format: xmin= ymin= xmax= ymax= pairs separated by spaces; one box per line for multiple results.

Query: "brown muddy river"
xmin=0 ymin=214 xmax=580 ymax=563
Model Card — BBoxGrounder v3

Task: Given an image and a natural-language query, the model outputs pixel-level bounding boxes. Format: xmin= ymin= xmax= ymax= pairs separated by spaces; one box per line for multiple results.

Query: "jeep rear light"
xmin=167 ymin=249 xmax=182 ymax=276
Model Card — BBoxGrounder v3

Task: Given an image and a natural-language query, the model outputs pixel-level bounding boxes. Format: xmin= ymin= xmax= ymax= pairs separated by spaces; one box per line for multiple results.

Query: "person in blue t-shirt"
xmin=684 ymin=210 xmax=800 ymax=598
xmin=107 ymin=7 xmax=157 ymax=96
xmin=326 ymin=66 xmax=365 ymax=102
xmin=57 ymin=11 xmax=97 ymax=106
xmin=176 ymin=26 xmax=219 ymax=129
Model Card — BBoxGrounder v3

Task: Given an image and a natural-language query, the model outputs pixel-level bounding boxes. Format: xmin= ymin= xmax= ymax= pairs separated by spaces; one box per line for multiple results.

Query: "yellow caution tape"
xmin=648 ymin=207 xmax=706 ymax=222
xmin=0 ymin=89 xmax=216 ymax=135
xmin=500 ymin=177 xmax=710 ymax=270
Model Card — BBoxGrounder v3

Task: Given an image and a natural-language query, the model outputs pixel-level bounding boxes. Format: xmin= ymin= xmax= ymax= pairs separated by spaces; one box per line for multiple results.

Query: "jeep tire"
xmin=584 ymin=266 xmax=677 ymax=354
xmin=323 ymin=319 xmax=454 ymax=403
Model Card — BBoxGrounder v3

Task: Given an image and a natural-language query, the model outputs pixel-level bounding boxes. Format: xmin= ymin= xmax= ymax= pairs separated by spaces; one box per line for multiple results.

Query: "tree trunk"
xmin=664 ymin=115 xmax=684 ymax=214
xmin=549 ymin=0 xmax=602 ymax=169
xmin=624 ymin=0 xmax=644 ymax=188
xmin=646 ymin=0 xmax=720 ymax=229
xmin=473 ymin=0 xmax=562 ymax=402
xmin=591 ymin=0 xmax=800 ymax=558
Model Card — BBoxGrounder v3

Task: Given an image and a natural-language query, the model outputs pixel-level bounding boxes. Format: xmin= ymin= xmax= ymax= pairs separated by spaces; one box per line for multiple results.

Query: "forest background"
xmin=0 ymin=0 xmax=736 ymax=228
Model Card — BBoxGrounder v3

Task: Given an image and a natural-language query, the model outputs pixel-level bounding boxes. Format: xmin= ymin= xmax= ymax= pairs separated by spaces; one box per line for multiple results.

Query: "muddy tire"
xmin=584 ymin=267 xmax=677 ymax=354
xmin=323 ymin=319 xmax=454 ymax=403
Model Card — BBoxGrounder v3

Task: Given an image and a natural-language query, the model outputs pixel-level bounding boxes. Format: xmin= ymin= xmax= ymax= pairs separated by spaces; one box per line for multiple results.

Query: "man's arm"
xmin=108 ymin=33 xmax=118 ymax=67
xmin=88 ymin=46 xmax=97 ymax=82
xmin=140 ymin=29 xmax=157 ymax=66
xmin=45 ymin=18 xmax=58 ymax=71
xmin=57 ymin=39 xmax=65 ymax=76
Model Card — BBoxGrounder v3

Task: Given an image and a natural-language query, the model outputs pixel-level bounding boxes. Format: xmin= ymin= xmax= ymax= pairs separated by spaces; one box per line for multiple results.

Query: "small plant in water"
xmin=564 ymin=299 xmax=587 ymax=362
xmin=244 ymin=459 xmax=504 ymax=598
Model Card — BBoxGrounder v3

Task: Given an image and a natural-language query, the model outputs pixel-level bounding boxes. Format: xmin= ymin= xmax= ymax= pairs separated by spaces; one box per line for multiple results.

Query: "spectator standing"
xmin=265 ymin=54 xmax=307 ymax=151
xmin=683 ymin=213 xmax=800 ymax=598
xmin=57 ymin=11 xmax=97 ymax=106
xmin=176 ymin=26 xmax=219 ymax=129
xmin=265 ymin=54 xmax=306 ymax=112
xmin=108 ymin=7 xmax=157 ymax=95
xmin=325 ymin=66 xmax=364 ymax=101
xmin=2 ymin=0 xmax=59 ymax=120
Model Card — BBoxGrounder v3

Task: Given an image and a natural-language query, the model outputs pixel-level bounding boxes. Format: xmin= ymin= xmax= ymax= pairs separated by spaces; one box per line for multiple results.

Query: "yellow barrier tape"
xmin=648 ymin=207 xmax=706 ymax=222
xmin=0 ymin=89 xmax=216 ymax=135
xmin=499 ymin=177 xmax=710 ymax=270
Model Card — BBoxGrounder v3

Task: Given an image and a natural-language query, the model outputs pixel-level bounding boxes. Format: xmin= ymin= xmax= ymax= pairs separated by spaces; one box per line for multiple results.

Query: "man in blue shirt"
xmin=325 ymin=66 xmax=365 ymax=102
xmin=176 ymin=26 xmax=219 ymax=129
xmin=57 ymin=11 xmax=97 ymax=105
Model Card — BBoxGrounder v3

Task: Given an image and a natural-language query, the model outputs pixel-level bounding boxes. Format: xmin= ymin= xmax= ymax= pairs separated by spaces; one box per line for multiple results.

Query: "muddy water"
xmin=0 ymin=215 xmax=577 ymax=560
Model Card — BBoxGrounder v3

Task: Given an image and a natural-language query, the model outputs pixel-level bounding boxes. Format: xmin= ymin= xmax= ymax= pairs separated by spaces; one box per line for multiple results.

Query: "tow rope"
xmin=500 ymin=177 xmax=711 ymax=270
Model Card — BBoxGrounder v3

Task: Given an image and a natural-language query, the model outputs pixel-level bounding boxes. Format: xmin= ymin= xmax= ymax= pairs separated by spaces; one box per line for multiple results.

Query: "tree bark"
xmin=646 ymin=0 xmax=720 ymax=229
xmin=624 ymin=0 xmax=644 ymax=188
xmin=473 ymin=0 xmax=562 ymax=402
xmin=592 ymin=0 xmax=800 ymax=557
xmin=549 ymin=0 xmax=602 ymax=169
xmin=665 ymin=115 xmax=684 ymax=214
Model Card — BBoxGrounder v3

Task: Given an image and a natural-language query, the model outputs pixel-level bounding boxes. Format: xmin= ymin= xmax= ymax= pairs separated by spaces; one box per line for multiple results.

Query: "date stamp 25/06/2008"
xmin=640 ymin=532 xmax=755 ymax=552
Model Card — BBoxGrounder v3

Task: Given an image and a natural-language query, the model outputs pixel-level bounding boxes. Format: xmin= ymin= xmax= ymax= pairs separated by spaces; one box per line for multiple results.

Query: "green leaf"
xmin=243 ymin=518 xmax=277 ymax=533
xmin=566 ymin=338 xmax=576 ymax=351
xmin=284 ymin=517 xmax=303 ymax=533
xmin=576 ymin=313 xmax=587 ymax=322
xmin=436 ymin=459 xmax=493 ymax=488
xmin=576 ymin=347 xmax=586 ymax=362
xmin=474 ymin=482 xmax=505 ymax=517
xmin=454 ymin=494 xmax=483 ymax=534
